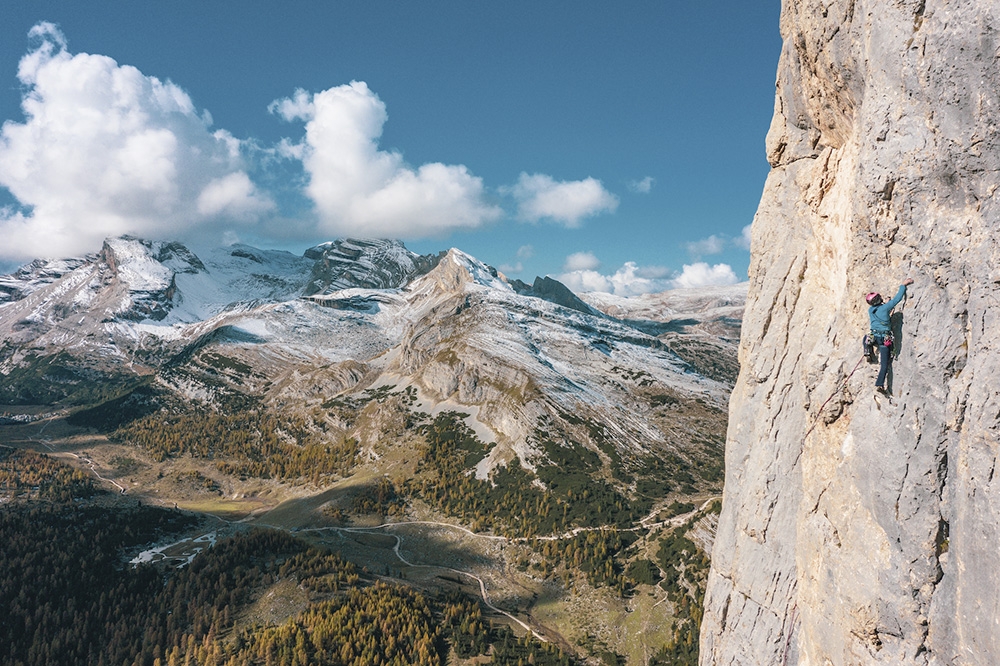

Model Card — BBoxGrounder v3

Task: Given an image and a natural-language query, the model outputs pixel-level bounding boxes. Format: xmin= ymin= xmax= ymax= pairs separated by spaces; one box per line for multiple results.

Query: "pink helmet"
xmin=865 ymin=292 xmax=882 ymax=305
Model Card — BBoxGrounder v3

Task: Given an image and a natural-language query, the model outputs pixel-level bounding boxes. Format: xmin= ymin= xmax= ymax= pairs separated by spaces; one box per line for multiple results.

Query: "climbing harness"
xmin=863 ymin=330 xmax=893 ymax=363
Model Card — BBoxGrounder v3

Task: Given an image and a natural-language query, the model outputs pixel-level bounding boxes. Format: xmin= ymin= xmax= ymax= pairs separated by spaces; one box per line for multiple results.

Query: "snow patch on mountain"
xmin=163 ymin=245 xmax=313 ymax=324
xmin=1 ymin=235 xmax=742 ymax=484
xmin=303 ymin=238 xmax=440 ymax=295
xmin=580 ymin=282 xmax=747 ymax=324
xmin=102 ymin=237 xmax=177 ymax=293
xmin=0 ymin=256 xmax=94 ymax=305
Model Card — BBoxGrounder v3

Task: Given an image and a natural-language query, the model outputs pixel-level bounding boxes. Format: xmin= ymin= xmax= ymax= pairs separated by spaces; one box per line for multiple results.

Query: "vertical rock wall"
xmin=700 ymin=1 xmax=1000 ymax=664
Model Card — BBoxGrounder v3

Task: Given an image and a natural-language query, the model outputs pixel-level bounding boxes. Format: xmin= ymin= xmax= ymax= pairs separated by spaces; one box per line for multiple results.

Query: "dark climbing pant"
xmin=876 ymin=344 xmax=891 ymax=388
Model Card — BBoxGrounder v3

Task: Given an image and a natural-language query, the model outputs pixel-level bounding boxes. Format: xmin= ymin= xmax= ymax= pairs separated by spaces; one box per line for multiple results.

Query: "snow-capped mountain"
xmin=0 ymin=236 xmax=745 ymax=483
xmin=302 ymin=238 xmax=444 ymax=295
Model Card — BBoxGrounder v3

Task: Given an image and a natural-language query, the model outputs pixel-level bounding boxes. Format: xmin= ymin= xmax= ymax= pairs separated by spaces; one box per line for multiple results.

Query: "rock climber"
xmin=866 ymin=277 xmax=914 ymax=396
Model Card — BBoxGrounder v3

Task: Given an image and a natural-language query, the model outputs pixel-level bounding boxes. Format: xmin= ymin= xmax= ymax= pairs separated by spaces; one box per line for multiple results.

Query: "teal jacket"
xmin=869 ymin=284 xmax=907 ymax=334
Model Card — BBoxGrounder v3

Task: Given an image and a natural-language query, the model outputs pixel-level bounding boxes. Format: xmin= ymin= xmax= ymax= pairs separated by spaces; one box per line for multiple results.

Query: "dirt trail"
xmin=335 ymin=524 xmax=541 ymax=640
xmin=266 ymin=498 xmax=718 ymax=644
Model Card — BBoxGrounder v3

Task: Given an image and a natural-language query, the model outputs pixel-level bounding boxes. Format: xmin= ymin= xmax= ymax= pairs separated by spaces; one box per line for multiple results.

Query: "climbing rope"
xmin=804 ymin=354 xmax=867 ymax=439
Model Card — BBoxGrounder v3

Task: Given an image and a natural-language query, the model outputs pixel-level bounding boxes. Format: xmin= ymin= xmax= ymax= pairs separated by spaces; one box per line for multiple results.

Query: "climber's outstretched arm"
xmin=884 ymin=278 xmax=913 ymax=310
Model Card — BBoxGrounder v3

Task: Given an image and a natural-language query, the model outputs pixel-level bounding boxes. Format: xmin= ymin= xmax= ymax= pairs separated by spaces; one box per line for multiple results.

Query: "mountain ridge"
xmin=1 ymin=233 xmax=742 ymax=481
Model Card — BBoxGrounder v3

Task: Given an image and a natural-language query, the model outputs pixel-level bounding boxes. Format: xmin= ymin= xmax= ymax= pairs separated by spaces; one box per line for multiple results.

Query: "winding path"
xmin=65 ymin=451 xmax=127 ymax=494
xmin=292 ymin=522 xmax=543 ymax=640
xmin=278 ymin=498 xmax=715 ymax=641
xmin=298 ymin=519 xmax=507 ymax=541
xmin=25 ymin=418 xmax=127 ymax=494
xmin=18 ymin=415 xmax=716 ymax=643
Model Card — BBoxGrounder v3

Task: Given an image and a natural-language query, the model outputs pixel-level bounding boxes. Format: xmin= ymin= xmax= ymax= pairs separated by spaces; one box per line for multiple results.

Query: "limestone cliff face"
xmin=701 ymin=2 xmax=1000 ymax=664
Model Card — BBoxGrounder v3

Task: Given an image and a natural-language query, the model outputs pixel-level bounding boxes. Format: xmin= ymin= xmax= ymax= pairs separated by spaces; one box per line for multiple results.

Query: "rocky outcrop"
xmin=701 ymin=2 xmax=1000 ymax=665
xmin=100 ymin=237 xmax=200 ymax=321
xmin=302 ymin=238 xmax=442 ymax=295
xmin=510 ymin=276 xmax=599 ymax=315
xmin=0 ymin=257 xmax=93 ymax=304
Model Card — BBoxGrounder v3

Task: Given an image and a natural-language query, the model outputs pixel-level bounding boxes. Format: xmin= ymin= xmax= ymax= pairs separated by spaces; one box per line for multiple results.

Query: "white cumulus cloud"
xmin=558 ymin=270 xmax=613 ymax=294
xmin=498 ymin=245 xmax=536 ymax=275
xmin=627 ymin=176 xmax=655 ymax=194
xmin=508 ymin=173 xmax=618 ymax=227
xmin=271 ymin=82 xmax=501 ymax=238
xmin=558 ymin=260 xmax=737 ymax=295
xmin=0 ymin=23 xmax=273 ymax=261
xmin=736 ymin=223 xmax=753 ymax=250
xmin=686 ymin=225 xmax=755 ymax=257
xmin=562 ymin=251 xmax=601 ymax=272
xmin=197 ymin=172 xmax=274 ymax=219
xmin=670 ymin=262 xmax=739 ymax=289
xmin=686 ymin=234 xmax=726 ymax=257
xmin=558 ymin=261 xmax=672 ymax=297
xmin=498 ymin=262 xmax=523 ymax=274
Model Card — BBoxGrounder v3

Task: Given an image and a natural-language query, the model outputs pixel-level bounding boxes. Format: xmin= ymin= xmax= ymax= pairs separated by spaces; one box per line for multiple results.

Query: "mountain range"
xmin=0 ymin=235 xmax=742 ymax=477
xmin=0 ymin=235 xmax=744 ymax=664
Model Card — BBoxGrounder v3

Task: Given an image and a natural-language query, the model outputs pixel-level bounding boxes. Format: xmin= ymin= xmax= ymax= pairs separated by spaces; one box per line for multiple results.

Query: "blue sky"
xmin=0 ymin=1 xmax=781 ymax=294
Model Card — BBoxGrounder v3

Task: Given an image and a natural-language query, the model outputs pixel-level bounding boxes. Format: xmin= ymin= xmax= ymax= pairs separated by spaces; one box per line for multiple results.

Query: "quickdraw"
xmin=863 ymin=330 xmax=893 ymax=363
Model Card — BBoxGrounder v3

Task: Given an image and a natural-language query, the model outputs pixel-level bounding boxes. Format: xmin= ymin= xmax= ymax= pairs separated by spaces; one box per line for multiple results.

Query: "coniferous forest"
xmin=1 ymin=389 xmax=718 ymax=665
xmin=0 ymin=447 xmax=577 ymax=666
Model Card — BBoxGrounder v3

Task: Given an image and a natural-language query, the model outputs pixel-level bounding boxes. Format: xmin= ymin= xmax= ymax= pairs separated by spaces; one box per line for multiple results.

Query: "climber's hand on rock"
xmin=903 ymin=277 xmax=914 ymax=286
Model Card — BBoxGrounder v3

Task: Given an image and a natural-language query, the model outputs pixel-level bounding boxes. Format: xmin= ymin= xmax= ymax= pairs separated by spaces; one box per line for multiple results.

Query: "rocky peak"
xmin=0 ymin=256 xmax=93 ymax=305
xmin=509 ymin=276 xmax=597 ymax=316
xmin=404 ymin=248 xmax=512 ymax=304
xmin=157 ymin=241 xmax=207 ymax=274
xmin=98 ymin=237 xmax=208 ymax=321
xmin=302 ymin=238 xmax=443 ymax=296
